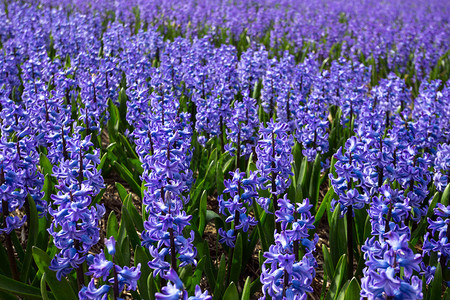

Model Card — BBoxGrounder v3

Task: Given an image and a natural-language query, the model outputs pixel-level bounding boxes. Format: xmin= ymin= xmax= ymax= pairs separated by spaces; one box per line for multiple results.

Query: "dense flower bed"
xmin=0 ymin=0 xmax=449 ymax=299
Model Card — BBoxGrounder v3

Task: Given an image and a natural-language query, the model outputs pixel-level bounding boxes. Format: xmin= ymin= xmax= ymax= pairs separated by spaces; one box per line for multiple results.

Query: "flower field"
xmin=0 ymin=0 xmax=449 ymax=299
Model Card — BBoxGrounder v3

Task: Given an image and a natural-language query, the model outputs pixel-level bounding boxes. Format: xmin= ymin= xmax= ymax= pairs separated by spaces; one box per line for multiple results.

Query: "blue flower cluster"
xmin=48 ymin=134 xmax=105 ymax=280
xmin=361 ymin=230 xmax=423 ymax=299
xmin=260 ymin=197 xmax=318 ymax=299
xmin=218 ymin=169 xmax=259 ymax=247
xmin=79 ymin=237 xmax=141 ymax=300
xmin=256 ymin=120 xmax=294 ymax=213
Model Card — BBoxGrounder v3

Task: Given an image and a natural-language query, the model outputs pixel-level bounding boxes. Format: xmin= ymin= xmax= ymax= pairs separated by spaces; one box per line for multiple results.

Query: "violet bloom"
xmin=85 ymin=251 xmax=113 ymax=281
xmin=256 ymin=120 xmax=294 ymax=214
xmin=260 ymin=198 xmax=318 ymax=299
xmin=218 ymin=169 xmax=258 ymax=248
xmin=329 ymin=136 xmax=370 ymax=216
xmin=294 ymin=78 xmax=330 ymax=162
xmin=48 ymin=134 xmax=105 ymax=279
xmin=79 ymin=280 xmax=110 ymax=300
xmin=224 ymin=97 xmax=259 ymax=159
xmin=80 ymin=237 xmax=141 ymax=299
xmin=156 ymin=268 xmax=211 ymax=300
xmin=433 ymin=143 xmax=450 ymax=192
xmin=423 ymin=204 xmax=450 ymax=265
xmin=361 ymin=229 xmax=422 ymax=300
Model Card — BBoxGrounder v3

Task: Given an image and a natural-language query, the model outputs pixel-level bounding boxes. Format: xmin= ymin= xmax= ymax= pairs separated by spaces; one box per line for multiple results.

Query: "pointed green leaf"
xmin=113 ymin=161 xmax=141 ymax=196
xmin=135 ymin=246 xmax=150 ymax=300
xmin=198 ymin=190 xmax=208 ymax=235
xmin=202 ymin=241 xmax=216 ymax=291
xmin=39 ymin=153 xmax=53 ymax=176
xmin=40 ymin=273 xmax=51 ymax=300
xmin=344 ymin=277 xmax=361 ymax=300
xmin=20 ymin=195 xmax=39 ymax=282
xmin=329 ymin=204 xmax=347 ymax=268
xmin=0 ymin=274 xmax=43 ymax=299
xmin=106 ymin=211 xmax=119 ymax=240
xmin=121 ymin=205 xmax=141 ymax=250
xmin=126 ymin=195 xmax=144 ymax=232
xmin=241 ymin=276 xmax=251 ymax=300
xmin=314 ymin=187 xmax=334 ymax=227
xmin=309 ymin=153 xmax=321 ymax=210
xmin=322 ymin=244 xmax=335 ymax=279
xmin=32 ymin=247 xmax=77 ymax=300
xmin=325 ymin=254 xmax=347 ymax=300
xmin=214 ymin=254 xmax=227 ymax=298
xmin=223 ymin=282 xmax=239 ymax=300
xmin=430 ymin=263 xmax=443 ymax=300
xmin=229 ymin=233 xmax=243 ymax=284
xmin=97 ymin=152 xmax=108 ymax=171
xmin=442 ymin=183 xmax=450 ymax=206
xmin=115 ymin=182 xmax=128 ymax=202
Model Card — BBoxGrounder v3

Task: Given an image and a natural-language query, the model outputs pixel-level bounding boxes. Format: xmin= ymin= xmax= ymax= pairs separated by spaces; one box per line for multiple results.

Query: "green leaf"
xmin=135 ymin=246 xmax=150 ymax=300
xmin=36 ymin=214 xmax=50 ymax=252
xmin=335 ymin=280 xmax=351 ymax=300
xmin=206 ymin=210 xmax=222 ymax=225
xmin=343 ymin=278 xmax=361 ymax=300
xmin=97 ymin=152 xmax=108 ymax=171
xmin=42 ymin=174 xmax=53 ymax=204
xmin=442 ymin=183 xmax=450 ymax=206
xmin=203 ymin=159 xmax=217 ymax=193
xmin=214 ymin=254 xmax=227 ymax=298
xmin=223 ymin=282 xmax=239 ymax=300
xmin=92 ymin=188 xmax=105 ymax=205
xmin=129 ymin=158 xmax=145 ymax=174
xmin=202 ymin=241 xmax=216 ymax=291
xmin=32 ymin=247 xmax=77 ymax=300
xmin=126 ymin=195 xmax=144 ymax=232
xmin=40 ymin=273 xmax=51 ymax=300
xmin=106 ymin=211 xmax=119 ymax=240
xmin=198 ymin=190 xmax=208 ymax=235
xmin=0 ymin=273 xmax=43 ymax=299
xmin=430 ymin=263 xmax=442 ymax=300
xmin=187 ymin=178 xmax=205 ymax=215
xmin=216 ymin=152 xmax=225 ymax=195
xmin=147 ymin=274 xmax=157 ymax=300
xmin=0 ymin=245 xmax=11 ymax=276
xmin=252 ymin=201 xmax=269 ymax=252
xmin=121 ymin=236 xmax=131 ymax=266
xmin=113 ymin=161 xmax=141 ymax=196
xmin=325 ymin=254 xmax=347 ymax=300
xmin=309 ymin=153 xmax=321 ymax=210
xmin=107 ymin=99 xmax=119 ymax=142
xmin=188 ymin=258 xmax=205 ymax=294
xmin=121 ymin=205 xmax=141 ymax=250
xmin=119 ymin=133 xmax=139 ymax=160
xmin=241 ymin=276 xmax=251 ymax=300
xmin=297 ymin=156 xmax=308 ymax=189
xmin=249 ymin=277 xmax=263 ymax=298
xmin=11 ymin=230 xmax=25 ymax=261
xmin=322 ymin=244 xmax=335 ymax=280
xmin=20 ymin=195 xmax=39 ymax=283
xmin=329 ymin=204 xmax=347 ymax=269
xmin=223 ymin=155 xmax=235 ymax=175
xmin=39 ymin=153 xmax=53 ymax=176
xmin=115 ymin=182 xmax=128 ymax=202
xmin=229 ymin=233 xmax=243 ymax=284
xmin=118 ymin=88 xmax=128 ymax=128
xmin=314 ymin=187 xmax=334 ymax=228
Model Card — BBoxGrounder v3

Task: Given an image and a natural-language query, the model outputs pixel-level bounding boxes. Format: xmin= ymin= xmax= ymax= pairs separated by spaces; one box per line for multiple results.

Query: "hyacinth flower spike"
xmin=79 ymin=237 xmax=141 ymax=300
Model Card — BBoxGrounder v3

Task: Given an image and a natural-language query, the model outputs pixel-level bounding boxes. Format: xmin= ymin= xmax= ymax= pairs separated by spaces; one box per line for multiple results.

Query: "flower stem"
xmin=112 ymin=258 xmax=119 ymax=300
xmin=346 ymin=205 xmax=354 ymax=280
